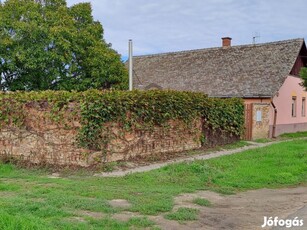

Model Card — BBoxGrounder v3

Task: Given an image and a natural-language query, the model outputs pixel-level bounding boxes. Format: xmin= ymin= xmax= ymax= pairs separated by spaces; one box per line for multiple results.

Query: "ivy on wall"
xmin=0 ymin=90 xmax=245 ymax=151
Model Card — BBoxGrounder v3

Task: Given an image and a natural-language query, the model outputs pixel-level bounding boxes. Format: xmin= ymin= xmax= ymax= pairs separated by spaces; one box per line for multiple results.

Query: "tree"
xmin=300 ymin=67 xmax=307 ymax=90
xmin=0 ymin=0 xmax=128 ymax=91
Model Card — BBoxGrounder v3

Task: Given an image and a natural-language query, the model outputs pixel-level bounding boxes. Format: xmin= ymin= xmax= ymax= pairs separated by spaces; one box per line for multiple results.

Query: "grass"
xmin=254 ymin=138 xmax=273 ymax=143
xmin=280 ymin=131 xmax=307 ymax=139
xmin=193 ymin=198 xmax=211 ymax=207
xmin=185 ymin=140 xmax=250 ymax=156
xmin=165 ymin=208 xmax=199 ymax=222
xmin=99 ymin=162 xmax=124 ymax=172
xmin=96 ymin=140 xmax=251 ymax=172
xmin=254 ymin=131 xmax=307 ymax=143
xmin=127 ymin=217 xmax=156 ymax=228
xmin=219 ymin=140 xmax=250 ymax=150
xmin=0 ymin=139 xmax=307 ymax=229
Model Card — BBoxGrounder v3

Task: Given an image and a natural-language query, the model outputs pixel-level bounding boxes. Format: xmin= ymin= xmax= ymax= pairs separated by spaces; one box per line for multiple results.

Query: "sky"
xmin=66 ymin=0 xmax=307 ymax=59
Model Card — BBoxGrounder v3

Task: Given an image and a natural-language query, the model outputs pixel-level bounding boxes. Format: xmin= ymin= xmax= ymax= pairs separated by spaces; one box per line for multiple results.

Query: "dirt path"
xmin=95 ymin=138 xmax=304 ymax=177
xmin=170 ymin=187 xmax=307 ymax=230
xmin=110 ymin=186 xmax=307 ymax=230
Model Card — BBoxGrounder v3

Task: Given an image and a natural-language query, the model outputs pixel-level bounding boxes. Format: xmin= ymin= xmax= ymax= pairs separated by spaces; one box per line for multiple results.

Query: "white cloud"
xmin=66 ymin=0 xmax=307 ymax=58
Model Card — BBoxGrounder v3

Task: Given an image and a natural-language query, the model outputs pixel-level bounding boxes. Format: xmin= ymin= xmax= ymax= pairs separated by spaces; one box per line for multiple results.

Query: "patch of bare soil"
xmin=0 ymin=191 xmax=16 ymax=198
xmin=148 ymin=215 xmax=200 ymax=230
xmin=75 ymin=210 xmax=107 ymax=219
xmin=166 ymin=186 xmax=307 ymax=230
xmin=108 ymin=199 xmax=132 ymax=209
xmin=47 ymin=173 xmax=61 ymax=178
xmin=65 ymin=216 xmax=87 ymax=223
xmin=101 ymin=187 xmax=307 ymax=229
xmin=112 ymin=211 xmax=143 ymax=222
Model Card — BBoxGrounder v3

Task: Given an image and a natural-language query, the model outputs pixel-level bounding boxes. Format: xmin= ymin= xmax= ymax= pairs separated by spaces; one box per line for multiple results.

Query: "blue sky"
xmin=66 ymin=0 xmax=307 ymax=59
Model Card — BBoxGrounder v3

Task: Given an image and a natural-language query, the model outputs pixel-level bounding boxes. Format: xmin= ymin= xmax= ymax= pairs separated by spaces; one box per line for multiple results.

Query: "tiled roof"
xmin=132 ymin=38 xmax=305 ymax=98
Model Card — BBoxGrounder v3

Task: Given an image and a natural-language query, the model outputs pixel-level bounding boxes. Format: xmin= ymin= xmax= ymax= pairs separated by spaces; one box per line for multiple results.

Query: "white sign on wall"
xmin=256 ymin=110 xmax=262 ymax=122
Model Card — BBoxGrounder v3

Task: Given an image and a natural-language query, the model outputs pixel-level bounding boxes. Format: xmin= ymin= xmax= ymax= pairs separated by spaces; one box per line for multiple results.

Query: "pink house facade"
xmin=271 ymin=76 xmax=307 ymax=136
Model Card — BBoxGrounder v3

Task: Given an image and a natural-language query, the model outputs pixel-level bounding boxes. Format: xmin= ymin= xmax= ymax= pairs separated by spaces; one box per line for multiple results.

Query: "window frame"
xmin=292 ymin=96 xmax=297 ymax=117
xmin=302 ymin=97 xmax=306 ymax=117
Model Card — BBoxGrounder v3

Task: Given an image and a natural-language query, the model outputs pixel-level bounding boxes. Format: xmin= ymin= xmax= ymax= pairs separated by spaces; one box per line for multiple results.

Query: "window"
xmin=292 ymin=96 xmax=297 ymax=117
xmin=302 ymin=97 xmax=306 ymax=117
xmin=256 ymin=110 xmax=262 ymax=122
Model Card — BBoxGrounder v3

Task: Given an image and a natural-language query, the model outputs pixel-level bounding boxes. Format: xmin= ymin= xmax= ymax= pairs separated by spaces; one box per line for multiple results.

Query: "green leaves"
xmin=0 ymin=90 xmax=245 ymax=151
xmin=0 ymin=0 xmax=127 ymax=91
xmin=300 ymin=67 xmax=307 ymax=89
xmin=203 ymin=98 xmax=244 ymax=136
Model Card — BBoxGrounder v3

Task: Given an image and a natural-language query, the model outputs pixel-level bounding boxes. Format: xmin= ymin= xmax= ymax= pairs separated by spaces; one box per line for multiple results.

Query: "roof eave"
xmin=209 ymin=95 xmax=272 ymax=99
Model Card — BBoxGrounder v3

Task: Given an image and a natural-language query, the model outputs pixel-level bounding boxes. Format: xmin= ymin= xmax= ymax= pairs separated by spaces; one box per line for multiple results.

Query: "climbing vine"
xmin=0 ymin=90 xmax=245 ymax=151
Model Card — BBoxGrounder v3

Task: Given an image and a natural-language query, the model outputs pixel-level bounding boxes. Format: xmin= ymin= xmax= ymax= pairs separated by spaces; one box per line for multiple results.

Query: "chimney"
xmin=222 ymin=37 xmax=232 ymax=48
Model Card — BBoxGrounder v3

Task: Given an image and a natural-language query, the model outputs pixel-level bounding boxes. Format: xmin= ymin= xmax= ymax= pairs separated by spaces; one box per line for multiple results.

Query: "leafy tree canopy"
xmin=300 ymin=67 xmax=307 ymax=90
xmin=0 ymin=0 xmax=128 ymax=91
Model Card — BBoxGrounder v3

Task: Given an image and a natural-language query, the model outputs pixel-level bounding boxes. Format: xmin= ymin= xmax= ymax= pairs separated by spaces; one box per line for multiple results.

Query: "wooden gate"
xmin=244 ymin=104 xmax=253 ymax=140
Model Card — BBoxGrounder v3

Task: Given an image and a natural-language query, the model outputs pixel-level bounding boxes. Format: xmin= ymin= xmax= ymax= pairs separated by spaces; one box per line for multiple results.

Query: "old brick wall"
xmin=0 ymin=106 xmax=202 ymax=166
xmin=251 ymin=103 xmax=270 ymax=140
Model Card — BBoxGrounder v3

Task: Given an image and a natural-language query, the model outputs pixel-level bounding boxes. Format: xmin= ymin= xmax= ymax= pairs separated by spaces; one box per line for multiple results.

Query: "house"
xmin=131 ymin=38 xmax=307 ymax=140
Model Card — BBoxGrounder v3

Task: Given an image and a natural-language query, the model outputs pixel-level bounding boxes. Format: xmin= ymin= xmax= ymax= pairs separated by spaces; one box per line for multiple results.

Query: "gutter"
xmin=271 ymin=101 xmax=277 ymax=138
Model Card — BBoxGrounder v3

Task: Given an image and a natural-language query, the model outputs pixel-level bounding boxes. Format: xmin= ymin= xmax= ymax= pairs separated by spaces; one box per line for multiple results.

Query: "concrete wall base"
xmin=270 ymin=123 xmax=307 ymax=137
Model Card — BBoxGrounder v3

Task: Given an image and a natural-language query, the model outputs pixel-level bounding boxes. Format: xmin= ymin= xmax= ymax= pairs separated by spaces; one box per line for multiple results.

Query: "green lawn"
xmin=280 ymin=131 xmax=307 ymax=138
xmin=254 ymin=131 xmax=307 ymax=143
xmin=0 ymin=139 xmax=307 ymax=229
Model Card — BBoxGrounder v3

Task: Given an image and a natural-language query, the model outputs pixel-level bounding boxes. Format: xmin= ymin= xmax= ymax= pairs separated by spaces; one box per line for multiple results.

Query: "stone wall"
xmin=104 ymin=119 xmax=202 ymax=162
xmin=0 ymin=106 xmax=90 ymax=166
xmin=0 ymin=105 xmax=202 ymax=166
